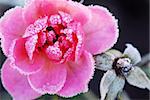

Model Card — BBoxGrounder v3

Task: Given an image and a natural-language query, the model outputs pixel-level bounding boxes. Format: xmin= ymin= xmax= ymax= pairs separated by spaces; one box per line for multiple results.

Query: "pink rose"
xmin=0 ymin=0 xmax=118 ymax=99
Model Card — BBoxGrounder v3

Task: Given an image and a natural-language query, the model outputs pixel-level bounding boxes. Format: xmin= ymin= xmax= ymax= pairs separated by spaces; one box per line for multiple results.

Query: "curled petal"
xmin=84 ymin=6 xmax=119 ymax=54
xmin=28 ymin=61 xmax=67 ymax=94
xmin=105 ymin=76 xmax=125 ymax=100
xmin=25 ymin=35 xmax=38 ymax=60
xmin=57 ymin=51 xmax=95 ymax=97
xmin=0 ymin=7 xmax=27 ymax=56
xmin=11 ymin=38 xmax=45 ymax=74
xmin=1 ymin=59 xmax=40 ymax=100
xmin=126 ymin=67 xmax=150 ymax=90
xmin=123 ymin=44 xmax=141 ymax=65
xmin=100 ymin=70 xmax=116 ymax=100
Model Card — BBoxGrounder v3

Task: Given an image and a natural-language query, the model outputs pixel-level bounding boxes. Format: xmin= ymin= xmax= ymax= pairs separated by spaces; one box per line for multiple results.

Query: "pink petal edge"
xmin=23 ymin=0 xmax=91 ymax=25
xmin=1 ymin=59 xmax=41 ymax=100
xmin=0 ymin=7 xmax=27 ymax=56
xmin=57 ymin=51 xmax=95 ymax=97
xmin=27 ymin=60 xmax=67 ymax=94
xmin=10 ymin=38 xmax=45 ymax=75
xmin=83 ymin=6 xmax=119 ymax=54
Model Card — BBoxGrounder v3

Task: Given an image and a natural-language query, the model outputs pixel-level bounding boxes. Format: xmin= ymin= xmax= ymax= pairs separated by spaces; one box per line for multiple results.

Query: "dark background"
xmin=0 ymin=0 xmax=149 ymax=99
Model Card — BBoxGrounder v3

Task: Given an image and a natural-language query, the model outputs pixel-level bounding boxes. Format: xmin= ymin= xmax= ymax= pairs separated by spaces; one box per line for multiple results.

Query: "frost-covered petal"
xmin=23 ymin=0 xmax=54 ymax=24
xmin=23 ymin=0 xmax=91 ymax=25
xmin=84 ymin=6 xmax=118 ymax=54
xmin=57 ymin=51 xmax=95 ymax=97
xmin=11 ymin=38 xmax=44 ymax=74
xmin=28 ymin=61 xmax=67 ymax=94
xmin=123 ymin=44 xmax=141 ymax=65
xmin=25 ymin=35 xmax=38 ymax=60
xmin=62 ymin=0 xmax=91 ymax=25
xmin=0 ymin=7 xmax=27 ymax=56
xmin=100 ymin=70 xmax=116 ymax=100
xmin=1 ymin=59 xmax=40 ymax=100
xmin=105 ymin=76 xmax=125 ymax=100
xmin=126 ymin=67 xmax=150 ymax=90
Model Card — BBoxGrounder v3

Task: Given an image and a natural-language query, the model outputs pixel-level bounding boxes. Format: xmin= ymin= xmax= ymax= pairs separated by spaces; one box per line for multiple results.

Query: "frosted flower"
xmin=0 ymin=0 xmax=118 ymax=99
xmin=95 ymin=44 xmax=150 ymax=100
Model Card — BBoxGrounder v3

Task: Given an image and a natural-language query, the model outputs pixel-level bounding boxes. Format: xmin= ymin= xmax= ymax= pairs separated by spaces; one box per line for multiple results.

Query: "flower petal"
xmin=25 ymin=35 xmax=38 ymax=60
xmin=11 ymin=38 xmax=44 ymax=74
xmin=1 ymin=59 xmax=40 ymax=100
xmin=105 ymin=76 xmax=125 ymax=100
xmin=123 ymin=44 xmax=141 ymax=65
xmin=57 ymin=51 xmax=95 ymax=97
xmin=126 ymin=67 xmax=150 ymax=90
xmin=84 ymin=6 xmax=119 ymax=54
xmin=23 ymin=0 xmax=55 ymax=24
xmin=23 ymin=0 xmax=91 ymax=25
xmin=27 ymin=61 xmax=67 ymax=94
xmin=100 ymin=70 xmax=116 ymax=100
xmin=0 ymin=7 xmax=27 ymax=56
xmin=62 ymin=0 xmax=91 ymax=25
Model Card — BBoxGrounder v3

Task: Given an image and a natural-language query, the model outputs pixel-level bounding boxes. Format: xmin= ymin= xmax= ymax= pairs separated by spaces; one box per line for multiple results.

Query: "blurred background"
xmin=0 ymin=0 xmax=149 ymax=99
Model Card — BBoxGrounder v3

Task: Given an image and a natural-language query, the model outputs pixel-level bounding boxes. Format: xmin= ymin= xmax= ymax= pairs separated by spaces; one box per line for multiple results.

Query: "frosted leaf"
xmin=79 ymin=0 xmax=84 ymax=4
xmin=105 ymin=76 xmax=125 ymax=100
xmin=94 ymin=49 xmax=122 ymax=71
xmin=123 ymin=44 xmax=141 ymax=65
xmin=94 ymin=52 xmax=115 ymax=71
xmin=107 ymin=49 xmax=122 ymax=58
xmin=126 ymin=67 xmax=150 ymax=90
xmin=100 ymin=70 xmax=116 ymax=100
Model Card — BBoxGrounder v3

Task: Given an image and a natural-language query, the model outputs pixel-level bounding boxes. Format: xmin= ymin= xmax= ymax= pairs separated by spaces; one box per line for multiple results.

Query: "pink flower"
xmin=0 ymin=0 xmax=118 ymax=99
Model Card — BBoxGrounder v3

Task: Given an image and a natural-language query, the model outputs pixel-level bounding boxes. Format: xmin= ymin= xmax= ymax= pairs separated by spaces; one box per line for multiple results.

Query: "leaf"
xmin=138 ymin=53 xmax=150 ymax=79
xmin=126 ymin=67 xmax=150 ymax=90
xmin=123 ymin=44 xmax=141 ymax=65
xmin=141 ymin=66 xmax=150 ymax=79
xmin=0 ymin=0 xmax=24 ymax=6
xmin=105 ymin=76 xmax=125 ymax=100
xmin=94 ymin=49 xmax=122 ymax=71
xmin=117 ymin=91 xmax=130 ymax=100
xmin=82 ymin=91 xmax=97 ymax=100
xmin=36 ymin=91 xmax=98 ymax=100
xmin=107 ymin=49 xmax=122 ymax=58
xmin=94 ymin=52 xmax=115 ymax=71
xmin=100 ymin=70 xmax=116 ymax=100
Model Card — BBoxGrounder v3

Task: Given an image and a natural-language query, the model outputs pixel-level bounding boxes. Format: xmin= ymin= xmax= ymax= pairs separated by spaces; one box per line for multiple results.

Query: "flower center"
xmin=113 ymin=57 xmax=133 ymax=76
xmin=24 ymin=11 xmax=83 ymax=63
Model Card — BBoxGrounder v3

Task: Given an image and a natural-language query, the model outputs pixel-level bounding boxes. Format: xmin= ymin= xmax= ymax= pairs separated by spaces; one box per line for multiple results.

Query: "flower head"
xmin=94 ymin=44 xmax=150 ymax=100
xmin=0 ymin=0 xmax=118 ymax=99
